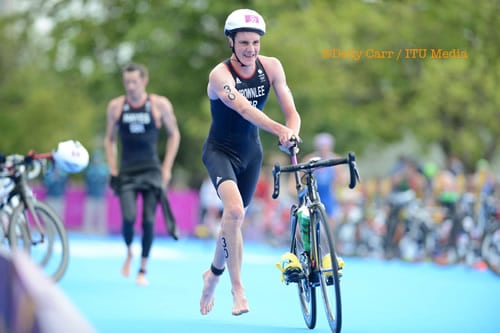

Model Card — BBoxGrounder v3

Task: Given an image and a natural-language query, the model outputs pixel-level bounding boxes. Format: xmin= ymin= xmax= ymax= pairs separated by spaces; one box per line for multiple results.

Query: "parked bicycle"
xmin=1 ymin=152 xmax=13 ymax=248
xmin=481 ymin=220 xmax=500 ymax=276
xmin=273 ymin=139 xmax=360 ymax=333
xmin=0 ymin=140 xmax=89 ymax=281
xmin=479 ymin=191 xmax=500 ymax=275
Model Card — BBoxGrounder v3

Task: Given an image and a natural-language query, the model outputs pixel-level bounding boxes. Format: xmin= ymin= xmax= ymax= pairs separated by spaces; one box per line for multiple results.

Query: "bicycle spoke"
xmin=314 ymin=207 xmax=342 ymax=333
xmin=9 ymin=201 xmax=69 ymax=282
xmin=292 ymin=208 xmax=317 ymax=329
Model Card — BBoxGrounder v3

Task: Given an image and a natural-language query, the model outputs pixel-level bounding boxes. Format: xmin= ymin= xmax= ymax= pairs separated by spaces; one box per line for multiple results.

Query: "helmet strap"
xmin=234 ymin=52 xmax=248 ymax=67
xmin=229 ymin=35 xmax=249 ymax=68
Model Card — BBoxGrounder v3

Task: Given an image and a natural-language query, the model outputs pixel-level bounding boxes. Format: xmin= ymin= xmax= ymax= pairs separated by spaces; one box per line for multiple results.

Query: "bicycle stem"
xmin=288 ymin=142 xmax=302 ymax=194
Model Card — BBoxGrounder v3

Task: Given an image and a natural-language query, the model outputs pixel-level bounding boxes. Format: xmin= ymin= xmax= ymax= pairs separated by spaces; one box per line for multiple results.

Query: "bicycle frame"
xmin=272 ymin=142 xmax=360 ymax=250
xmin=15 ymin=169 xmax=46 ymax=245
xmin=292 ymin=162 xmax=327 ymax=283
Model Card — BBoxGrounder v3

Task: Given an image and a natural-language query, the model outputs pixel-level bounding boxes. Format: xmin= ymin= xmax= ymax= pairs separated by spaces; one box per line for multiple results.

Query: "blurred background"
xmin=0 ymin=0 xmax=498 ymax=247
xmin=1 ymin=0 xmax=498 ymax=181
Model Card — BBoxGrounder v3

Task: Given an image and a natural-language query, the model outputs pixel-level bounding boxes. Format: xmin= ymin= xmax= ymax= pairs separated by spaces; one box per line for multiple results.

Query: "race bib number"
xmin=129 ymin=123 xmax=145 ymax=133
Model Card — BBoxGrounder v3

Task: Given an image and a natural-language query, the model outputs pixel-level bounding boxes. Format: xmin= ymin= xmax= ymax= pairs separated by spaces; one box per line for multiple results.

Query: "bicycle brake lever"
xmin=272 ymin=164 xmax=281 ymax=199
xmin=277 ymin=136 xmax=299 ymax=155
xmin=348 ymin=152 xmax=360 ymax=189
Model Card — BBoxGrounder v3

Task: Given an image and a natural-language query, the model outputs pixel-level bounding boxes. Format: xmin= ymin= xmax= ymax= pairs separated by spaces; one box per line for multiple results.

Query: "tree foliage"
xmin=0 ymin=0 xmax=498 ymax=185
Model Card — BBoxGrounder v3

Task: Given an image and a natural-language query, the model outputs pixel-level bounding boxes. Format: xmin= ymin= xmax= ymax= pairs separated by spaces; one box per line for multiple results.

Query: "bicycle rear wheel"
xmin=8 ymin=200 xmax=69 ymax=282
xmin=312 ymin=206 xmax=342 ymax=333
xmin=290 ymin=205 xmax=317 ymax=329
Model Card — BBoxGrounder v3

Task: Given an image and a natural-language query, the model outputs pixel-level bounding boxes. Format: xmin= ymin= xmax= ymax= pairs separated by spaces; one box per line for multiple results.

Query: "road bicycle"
xmin=1 ymin=140 xmax=88 ymax=282
xmin=382 ymin=189 xmax=417 ymax=259
xmin=0 ymin=151 xmax=71 ymax=282
xmin=421 ymin=191 xmax=495 ymax=267
xmin=334 ymin=194 xmax=385 ymax=259
xmin=1 ymin=156 xmax=14 ymax=248
xmin=479 ymin=192 xmax=500 ymax=275
xmin=272 ymin=139 xmax=360 ymax=333
xmin=481 ymin=220 xmax=500 ymax=276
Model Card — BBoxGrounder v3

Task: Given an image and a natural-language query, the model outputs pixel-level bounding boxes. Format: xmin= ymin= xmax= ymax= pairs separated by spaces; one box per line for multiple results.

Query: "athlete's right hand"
xmin=278 ymin=127 xmax=300 ymax=148
xmin=278 ymin=131 xmax=300 ymax=154
xmin=109 ymin=175 xmax=121 ymax=195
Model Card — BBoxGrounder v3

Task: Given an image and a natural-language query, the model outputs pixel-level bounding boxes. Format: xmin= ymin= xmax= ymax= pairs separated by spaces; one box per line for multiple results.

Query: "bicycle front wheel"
xmin=290 ymin=205 xmax=317 ymax=329
xmin=312 ymin=206 xmax=342 ymax=333
xmin=8 ymin=201 xmax=69 ymax=282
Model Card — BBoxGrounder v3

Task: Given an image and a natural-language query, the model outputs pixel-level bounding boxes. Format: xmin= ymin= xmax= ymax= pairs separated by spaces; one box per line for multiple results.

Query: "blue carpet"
xmin=59 ymin=234 xmax=500 ymax=333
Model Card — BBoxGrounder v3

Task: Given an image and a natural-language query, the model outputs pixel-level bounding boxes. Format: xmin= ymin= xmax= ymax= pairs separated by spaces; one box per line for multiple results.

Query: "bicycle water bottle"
xmin=297 ymin=205 xmax=311 ymax=251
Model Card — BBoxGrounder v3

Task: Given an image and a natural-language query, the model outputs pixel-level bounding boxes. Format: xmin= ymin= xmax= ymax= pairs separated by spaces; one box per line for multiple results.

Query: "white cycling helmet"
xmin=224 ymin=9 xmax=266 ymax=36
xmin=52 ymin=140 xmax=89 ymax=173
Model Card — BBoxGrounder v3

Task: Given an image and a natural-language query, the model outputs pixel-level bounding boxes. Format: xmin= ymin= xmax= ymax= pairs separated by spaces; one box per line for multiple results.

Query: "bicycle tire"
xmin=312 ymin=206 xmax=342 ymax=333
xmin=290 ymin=205 xmax=317 ymax=329
xmin=9 ymin=201 xmax=54 ymax=266
xmin=8 ymin=201 xmax=69 ymax=282
xmin=1 ymin=210 xmax=10 ymax=248
xmin=383 ymin=207 xmax=401 ymax=259
xmin=481 ymin=224 xmax=500 ymax=276
xmin=426 ymin=218 xmax=465 ymax=265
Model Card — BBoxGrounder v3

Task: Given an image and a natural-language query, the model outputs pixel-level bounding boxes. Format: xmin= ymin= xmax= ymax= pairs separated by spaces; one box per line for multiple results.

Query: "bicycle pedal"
xmin=322 ymin=254 xmax=344 ymax=283
xmin=284 ymin=267 xmax=303 ymax=283
xmin=276 ymin=252 xmax=303 ymax=283
xmin=326 ymin=276 xmax=334 ymax=286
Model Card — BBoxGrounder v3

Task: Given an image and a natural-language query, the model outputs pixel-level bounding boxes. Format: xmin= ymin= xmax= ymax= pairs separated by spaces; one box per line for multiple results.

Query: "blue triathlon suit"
xmin=202 ymin=58 xmax=271 ymax=208
xmin=118 ymin=96 xmax=161 ymax=258
xmin=315 ymin=167 xmax=339 ymax=218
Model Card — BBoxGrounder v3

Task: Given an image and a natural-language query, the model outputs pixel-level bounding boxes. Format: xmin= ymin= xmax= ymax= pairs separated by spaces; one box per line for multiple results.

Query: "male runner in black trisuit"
xmin=104 ymin=63 xmax=180 ymax=286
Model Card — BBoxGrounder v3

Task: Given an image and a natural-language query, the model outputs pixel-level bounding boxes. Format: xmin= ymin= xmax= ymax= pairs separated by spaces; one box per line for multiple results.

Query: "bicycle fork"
xmin=18 ymin=179 xmax=46 ymax=245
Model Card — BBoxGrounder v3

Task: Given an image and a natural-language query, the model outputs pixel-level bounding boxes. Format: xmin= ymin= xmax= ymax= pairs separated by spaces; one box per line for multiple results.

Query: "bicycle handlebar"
xmin=272 ymin=141 xmax=361 ymax=199
xmin=0 ymin=151 xmax=53 ymax=179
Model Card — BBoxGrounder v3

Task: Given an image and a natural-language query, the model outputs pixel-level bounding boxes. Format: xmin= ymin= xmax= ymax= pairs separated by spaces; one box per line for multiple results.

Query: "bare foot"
xmin=136 ymin=272 xmax=149 ymax=286
xmin=200 ymin=269 xmax=220 ymax=315
xmin=121 ymin=256 xmax=132 ymax=277
xmin=231 ymin=288 xmax=249 ymax=316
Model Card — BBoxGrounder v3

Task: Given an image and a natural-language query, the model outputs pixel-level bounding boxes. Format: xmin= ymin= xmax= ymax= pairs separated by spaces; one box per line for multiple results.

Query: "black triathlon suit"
xmin=202 ymin=57 xmax=271 ymax=207
xmin=118 ymin=96 xmax=162 ymax=258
